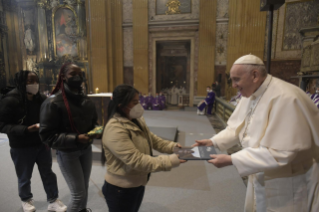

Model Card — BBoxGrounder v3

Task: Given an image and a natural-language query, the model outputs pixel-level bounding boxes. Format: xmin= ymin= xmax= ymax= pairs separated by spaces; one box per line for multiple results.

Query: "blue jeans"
xmin=102 ymin=181 xmax=145 ymax=212
xmin=57 ymin=146 xmax=92 ymax=212
xmin=10 ymin=143 xmax=59 ymax=202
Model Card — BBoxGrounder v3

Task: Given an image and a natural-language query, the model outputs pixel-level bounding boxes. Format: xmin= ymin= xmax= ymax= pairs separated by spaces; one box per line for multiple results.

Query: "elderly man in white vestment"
xmin=194 ymin=54 xmax=319 ymax=212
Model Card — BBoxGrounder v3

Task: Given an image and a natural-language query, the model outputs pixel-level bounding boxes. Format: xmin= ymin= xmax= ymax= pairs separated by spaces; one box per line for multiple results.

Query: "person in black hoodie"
xmin=39 ymin=63 xmax=98 ymax=212
xmin=0 ymin=70 xmax=67 ymax=212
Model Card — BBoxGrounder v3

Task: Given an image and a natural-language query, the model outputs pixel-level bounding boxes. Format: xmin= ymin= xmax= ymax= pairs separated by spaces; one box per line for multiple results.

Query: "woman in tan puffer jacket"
xmin=101 ymin=85 xmax=185 ymax=212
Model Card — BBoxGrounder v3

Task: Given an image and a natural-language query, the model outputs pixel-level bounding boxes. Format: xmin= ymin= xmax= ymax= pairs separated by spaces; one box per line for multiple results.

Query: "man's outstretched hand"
xmin=208 ymin=154 xmax=232 ymax=168
xmin=192 ymin=139 xmax=213 ymax=147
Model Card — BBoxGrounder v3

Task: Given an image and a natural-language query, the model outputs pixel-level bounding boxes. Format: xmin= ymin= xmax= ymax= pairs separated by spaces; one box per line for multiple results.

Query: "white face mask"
xmin=316 ymin=90 xmax=319 ymax=94
xmin=207 ymin=89 xmax=210 ymax=92
xmin=129 ymin=103 xmax=144 ymax=119
xmin=26 ymin=84 xmax=39 ymax=95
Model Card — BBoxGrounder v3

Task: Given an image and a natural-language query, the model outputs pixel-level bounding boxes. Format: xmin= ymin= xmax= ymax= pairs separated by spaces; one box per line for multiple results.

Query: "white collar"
xmin=251 ymin=74 xmax=272 ymax=100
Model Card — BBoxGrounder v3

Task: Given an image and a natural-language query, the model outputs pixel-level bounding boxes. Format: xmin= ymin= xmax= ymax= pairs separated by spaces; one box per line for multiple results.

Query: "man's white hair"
xmin=242 ymin=64 xmax=267 ymax=77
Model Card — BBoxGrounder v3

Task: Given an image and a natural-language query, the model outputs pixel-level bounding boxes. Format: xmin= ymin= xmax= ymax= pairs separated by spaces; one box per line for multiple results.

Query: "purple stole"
xmin=310 ymin=93 xmax=319 ymax=101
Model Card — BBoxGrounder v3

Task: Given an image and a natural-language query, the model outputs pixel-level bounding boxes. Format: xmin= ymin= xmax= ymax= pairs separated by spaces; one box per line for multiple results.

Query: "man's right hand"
xmin=27 ymin=124 xmax=39 ymax=133
xmin=77 ymin=134 xmax=91 ymax=144
xmin=192 ymin=139 xmax=213 ymax=147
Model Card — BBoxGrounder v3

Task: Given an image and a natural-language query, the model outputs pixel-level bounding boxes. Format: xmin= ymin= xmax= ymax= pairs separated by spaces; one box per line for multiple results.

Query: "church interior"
xmin=0 ymin=0 xmax=319 ymax=211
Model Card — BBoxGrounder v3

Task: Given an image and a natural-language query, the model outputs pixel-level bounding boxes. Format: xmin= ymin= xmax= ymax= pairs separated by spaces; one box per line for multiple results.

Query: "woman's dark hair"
xmin=51 ymin=62 xmax=80 ymax=133
xmin=101 ymin=84 xmax=139 ymax=165
xmin=14 ymin=70 xmax=40 ymax=119
xmin=107 ymin=84 xmax=139 ymax=122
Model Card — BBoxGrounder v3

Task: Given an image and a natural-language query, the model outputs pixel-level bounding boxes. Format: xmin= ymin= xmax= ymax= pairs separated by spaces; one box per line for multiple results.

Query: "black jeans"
xmin=102 ymin=181 xmax=145 ymax=212
xmin=10 ymin=143 xmax=58 ymax=202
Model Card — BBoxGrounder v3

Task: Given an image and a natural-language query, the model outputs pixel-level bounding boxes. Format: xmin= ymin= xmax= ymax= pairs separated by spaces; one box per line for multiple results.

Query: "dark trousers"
xmin=207 ymin=104 xmax=214 ymax=115
xmin=102 ymin=181 xmax=145 ymax=212
xmin=10 ymin=143 xmax=58 ymax=202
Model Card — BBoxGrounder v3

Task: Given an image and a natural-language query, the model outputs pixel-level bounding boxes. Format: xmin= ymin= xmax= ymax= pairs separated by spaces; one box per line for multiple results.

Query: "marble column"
xmin=132 ymin=0 xmax=148 ymax=94
xmin=3 ymin=0 xmax=22 ymax=77
xmin=76 ymin=0 xmax=87 ymax=60
xmin=36 ymin=0 xmax=49 ymax=62
xmin=197 ymin=0 xmax=217 ymax=96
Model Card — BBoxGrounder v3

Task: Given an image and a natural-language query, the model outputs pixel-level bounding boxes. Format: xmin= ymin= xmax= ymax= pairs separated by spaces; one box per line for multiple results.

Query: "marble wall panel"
xmin=124 ymin=66 xmax=133 ymax=86
xmin=268 ymin=60 xmax=300 ymax=86
xmin=275 ymin=0 xmax=319 ymax=60
xmin=282 ymin=0 xmax=319 ymax=51
xmin=149 ymin=0 xmax=199 ymax=21
xmin=122 ymin=0 xmax=132 ymax=23
xmin=216 ymin=0 xmax=229 ymax=18
xmin=215 ymin=23 xmax=228 ymax=65
xmin=123 ymin=28 xmax=133 ymax=67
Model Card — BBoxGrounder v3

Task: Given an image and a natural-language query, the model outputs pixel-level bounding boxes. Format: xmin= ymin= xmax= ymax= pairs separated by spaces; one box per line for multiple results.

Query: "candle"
xmin=95 ymin=87 xmax=99 ymax=93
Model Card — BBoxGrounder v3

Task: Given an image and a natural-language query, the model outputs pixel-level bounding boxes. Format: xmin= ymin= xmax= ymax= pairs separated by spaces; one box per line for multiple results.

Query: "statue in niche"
xmin=24 ymin=26 xmax=36 ymax=54
xmin=27 ymin=58 xmax=37 ymax=72
xmin=50 ymin=0 xmax=60 ymax=8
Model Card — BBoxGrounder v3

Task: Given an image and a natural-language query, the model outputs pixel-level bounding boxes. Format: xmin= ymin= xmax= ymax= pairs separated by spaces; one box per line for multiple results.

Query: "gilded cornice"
xmin=35 ymin=0 xmax=49 ymax=9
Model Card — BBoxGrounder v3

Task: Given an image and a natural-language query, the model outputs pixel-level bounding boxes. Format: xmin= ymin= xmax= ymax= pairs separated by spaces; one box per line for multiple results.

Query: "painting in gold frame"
xmin=52 ymin=6 xmax=79 ymax=58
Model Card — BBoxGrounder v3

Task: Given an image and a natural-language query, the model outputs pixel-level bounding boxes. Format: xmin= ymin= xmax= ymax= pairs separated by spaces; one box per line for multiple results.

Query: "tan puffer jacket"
xmin=102 ymin=113 xmax=180 ymax=188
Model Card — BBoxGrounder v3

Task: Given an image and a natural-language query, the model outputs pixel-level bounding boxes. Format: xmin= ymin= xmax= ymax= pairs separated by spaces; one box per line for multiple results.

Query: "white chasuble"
xmin=211 ymin=75 xmax=319 ymax=212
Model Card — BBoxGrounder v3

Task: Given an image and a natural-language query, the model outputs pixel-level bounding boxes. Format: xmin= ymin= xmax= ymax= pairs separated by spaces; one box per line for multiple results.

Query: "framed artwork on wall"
xmin=52 ymin=6 xmax=79 ymax=58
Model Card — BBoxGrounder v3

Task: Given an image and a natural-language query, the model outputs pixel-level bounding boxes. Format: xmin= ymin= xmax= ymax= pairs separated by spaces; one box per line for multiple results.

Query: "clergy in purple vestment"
xmin=311 ymin=89 xmax=319 ymax=101
xmin=152 ymin=94 xmax=161 ymax=110
xmin=139 ymin=93 xmax=144 ymax=104
xmin=159 ymin=92 xmax=166 ymax=109
xmin=145 ymin=93 xmax=153 ymax=110
xmin=197 ymin=87 xmax=215 ymax=115
xmin=140 ymin=94 xmax=148 ymax=110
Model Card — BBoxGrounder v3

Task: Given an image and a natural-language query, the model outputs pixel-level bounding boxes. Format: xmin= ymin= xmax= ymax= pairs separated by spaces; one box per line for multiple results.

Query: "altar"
xmin=87 ymin=93 xmax=112 ymax=126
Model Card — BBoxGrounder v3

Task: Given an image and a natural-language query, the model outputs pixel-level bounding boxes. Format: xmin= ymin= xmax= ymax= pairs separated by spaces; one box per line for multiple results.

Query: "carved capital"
xmin=36 ymin=0 xmax=48 ymax=9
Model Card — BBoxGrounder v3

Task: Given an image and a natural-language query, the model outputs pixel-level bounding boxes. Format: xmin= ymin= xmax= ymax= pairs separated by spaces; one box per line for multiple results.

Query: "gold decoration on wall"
xmin=165 ymin=0 xmax=181 ymax=15
xmin=217 ymin=45 xmax=224 ymax=55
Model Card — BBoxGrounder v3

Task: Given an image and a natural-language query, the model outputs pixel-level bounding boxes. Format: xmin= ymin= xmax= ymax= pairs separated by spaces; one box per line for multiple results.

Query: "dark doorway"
xmin=156 ymin=41 xmax=190 ymax=105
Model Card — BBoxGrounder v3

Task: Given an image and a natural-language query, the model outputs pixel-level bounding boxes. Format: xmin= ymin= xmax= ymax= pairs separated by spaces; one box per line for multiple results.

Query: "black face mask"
xmin=66 ymin=75 xmax=83 ymax=89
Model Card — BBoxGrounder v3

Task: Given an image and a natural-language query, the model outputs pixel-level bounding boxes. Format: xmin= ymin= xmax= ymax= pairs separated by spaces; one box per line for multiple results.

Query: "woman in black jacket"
xmin=0 ymin=70 xmax=67 ymax=212
xmin=39 ymin=63 xmax=97 ymax=212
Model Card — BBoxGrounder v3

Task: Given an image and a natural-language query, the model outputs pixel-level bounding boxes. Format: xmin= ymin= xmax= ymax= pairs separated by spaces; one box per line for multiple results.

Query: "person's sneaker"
xmin=47 ymin=199 xmax=67 ymax=212
xmin=21 ymin=199 xmax=36 ymax=212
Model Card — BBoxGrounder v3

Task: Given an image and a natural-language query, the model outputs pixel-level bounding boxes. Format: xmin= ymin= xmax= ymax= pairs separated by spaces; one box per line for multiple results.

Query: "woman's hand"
xmin=27 ymin=124 xmax=39 ymax=133
xmin=77 ymin=134 xmax=91 ymax=144
xmin=175 ymin=143 xmax=182 ymax=148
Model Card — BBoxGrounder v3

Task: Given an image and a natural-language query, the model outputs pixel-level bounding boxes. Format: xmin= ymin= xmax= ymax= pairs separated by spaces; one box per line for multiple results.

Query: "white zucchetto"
xmin=234 ymin=54 xmax=264 ymax=65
